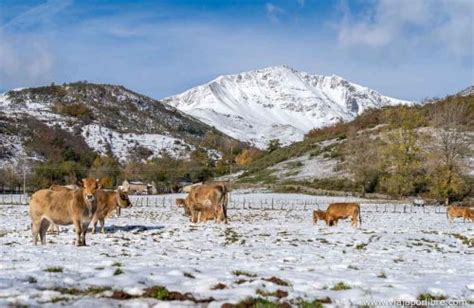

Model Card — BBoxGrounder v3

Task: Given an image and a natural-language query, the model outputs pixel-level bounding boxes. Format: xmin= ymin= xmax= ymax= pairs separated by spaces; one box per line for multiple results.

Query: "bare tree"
xmin=429 ymin=103 xmax=470 ymax=204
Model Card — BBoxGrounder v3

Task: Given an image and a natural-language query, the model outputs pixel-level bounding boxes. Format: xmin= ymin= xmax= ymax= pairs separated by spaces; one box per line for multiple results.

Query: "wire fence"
xmin=0 ymin=193 xmax=449 ymax=215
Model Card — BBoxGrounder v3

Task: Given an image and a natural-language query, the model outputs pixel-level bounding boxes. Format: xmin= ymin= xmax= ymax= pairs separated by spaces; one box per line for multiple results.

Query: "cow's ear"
xmin=81 ymin=179 xmax=86 ymax=187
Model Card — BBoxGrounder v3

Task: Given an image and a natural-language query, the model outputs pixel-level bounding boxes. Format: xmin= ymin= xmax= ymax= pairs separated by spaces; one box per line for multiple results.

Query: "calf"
xmin=91 ymin=189 xmax=132 ymax=234
xmin=325 ymin=202 xmax=361 ymax=227
xmin=29 ymin=178 xmax=99 ymax=246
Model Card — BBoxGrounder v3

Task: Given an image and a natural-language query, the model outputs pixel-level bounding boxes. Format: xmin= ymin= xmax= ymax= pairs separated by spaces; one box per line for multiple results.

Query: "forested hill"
xmin=233 ymin=89 xmax=473 ymax=202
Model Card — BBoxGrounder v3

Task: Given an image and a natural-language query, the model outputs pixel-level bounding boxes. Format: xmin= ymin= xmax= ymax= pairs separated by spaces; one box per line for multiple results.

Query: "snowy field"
xmin=0 ymin=193 xmax=473 ymax=307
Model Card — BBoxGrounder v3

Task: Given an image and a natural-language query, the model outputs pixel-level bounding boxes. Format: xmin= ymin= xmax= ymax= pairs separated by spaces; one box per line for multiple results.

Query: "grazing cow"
xmin=29 ymin=178 xmax=99 ymax=246
xmin=325 ymin=202 xmax=361 ymax=227
xmin=90 ymin=189 xmax=132 ymax=234
xmin=185 ymin=183 xmax=228 ymax=223
xmin=313 ymin=210 xmax=327 ymax=224
xmin=447 ymin=206 xmax=474 ymax=223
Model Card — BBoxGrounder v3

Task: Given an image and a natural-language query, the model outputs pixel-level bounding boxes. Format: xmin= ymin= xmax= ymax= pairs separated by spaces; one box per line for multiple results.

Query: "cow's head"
xmin=117 ymin=189 xmax=132 ymax=208
xmin=175 ymin=198 xmax=187 ymax=207
xmin=82 ymin=178 xmax=99 ymax=203
xmin=313 ymin=210 xmax=326 ymax=222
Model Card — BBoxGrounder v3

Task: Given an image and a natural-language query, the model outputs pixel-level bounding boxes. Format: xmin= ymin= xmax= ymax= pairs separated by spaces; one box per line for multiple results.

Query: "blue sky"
xmin=0 ymin=0 xmax=472 ymax=100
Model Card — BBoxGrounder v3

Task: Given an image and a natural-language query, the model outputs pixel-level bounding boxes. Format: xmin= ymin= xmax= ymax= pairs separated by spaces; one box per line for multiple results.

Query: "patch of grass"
xmin=183 ymin=272 xmax=195 ymax=279
xmin=53 ymin=287 xmax=82 ymax=295
xmin=451 ymin=233 xmax=474 ymax=248
xmin=355 ymin=243 xmax=368 ymax=250
xmin=52 ymin=286 xmax=112 ymax=296
xmin=417 ymin=293 xmax=448 ymax=301
xmin=232 ymin=270 xmax=257 ymax=278
xmin=377 ymin=272 xmax=387 ymax=279
xmin=50 ymin=297 xmax=69 ymax=303
xmin=297 ymin=299 xmax=326 ymax=308
xmin=224 ymin=228 xmax=241 ymax=245
xmin=26 ymin=276 xmax=37 ymax=283
xmin=44 ymin=267 xmax=63 ymax=273
xmin=211 ymin=283 xmax=227 ymax=290
xmin=147 ymin=286 xmax=169 ymax=300
xmin=111 ymin=262 xmax=122 ymax=267
xmin=256 ymin=289 xmax=288 ymax=299
xmin=86 ymin=286 xmax=112 ymax=294
xmin=113 ymin=268 xmax=124 ymax=276
xmin=95 ymin=266 xmax=105 ymax=270
xmin=222 ymin=297 xmax=285 ymax=308
xmin=330 ymin=282 xmax=351 ymax=291
xmin=263 ymin=277 xmax=290 ymax=287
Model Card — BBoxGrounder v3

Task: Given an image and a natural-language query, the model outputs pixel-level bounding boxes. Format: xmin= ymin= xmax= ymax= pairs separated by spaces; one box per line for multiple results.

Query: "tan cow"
xmin=447 ymin=206 xmax=474 ymax=223
xmin=313 ymin=210 xmax=327 ymax=224
xmin=185 ymin=183 xmax=228 ymax=223
xmin=29 ymin=178 xmax=99 ymax=246
xmin=325 ymin=202 xmax=361 ymax=227
xmin=91 ymin=189 xmax=132 ymax=233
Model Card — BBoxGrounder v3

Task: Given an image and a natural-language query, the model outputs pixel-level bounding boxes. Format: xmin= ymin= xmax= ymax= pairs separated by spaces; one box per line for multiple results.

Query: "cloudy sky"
xmin=0 ymin=0 xmax=472 ymax=100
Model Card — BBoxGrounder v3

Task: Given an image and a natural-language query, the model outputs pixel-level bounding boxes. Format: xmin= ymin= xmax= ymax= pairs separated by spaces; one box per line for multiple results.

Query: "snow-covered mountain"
xmin=164 ymin=66 xmax=412 ymax=148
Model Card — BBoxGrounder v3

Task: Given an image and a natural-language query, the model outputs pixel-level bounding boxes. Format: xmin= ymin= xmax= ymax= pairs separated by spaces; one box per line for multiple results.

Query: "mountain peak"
xmin=165 ymin=67 xmax=412 ymax=149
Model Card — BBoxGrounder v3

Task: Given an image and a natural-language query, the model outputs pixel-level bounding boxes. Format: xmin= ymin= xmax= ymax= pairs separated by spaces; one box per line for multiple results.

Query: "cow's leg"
xmin=352 ymin=213 xmax=357 ymax=227
xmin=39 ymin=219 xmax=50 ymax=245
xmin=91 ymin=215 xmax=98 ymax=234
xmin=197 ymin=211 xmax=202 ymax=223
xmin=31 ymin=219 xmax=41 ymax=245
xmin=100 ymin=218 xmax=105 ymax=233
xmin=116 ymin=207 xmax=121 ymax=217
xmin=81 ymin=222 xmax=89 ymax=246
xmin=73 ymin=219 xmax=82 ymax=246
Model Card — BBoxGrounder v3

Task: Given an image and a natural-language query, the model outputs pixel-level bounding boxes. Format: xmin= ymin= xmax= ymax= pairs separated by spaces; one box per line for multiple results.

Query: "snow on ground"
xmin=0 ymin=193 xmax=473 ymax=307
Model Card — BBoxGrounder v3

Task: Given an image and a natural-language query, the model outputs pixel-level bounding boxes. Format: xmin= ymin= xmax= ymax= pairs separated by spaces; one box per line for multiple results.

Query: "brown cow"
xmin=29 ymin=178 xmax=99 ymax=246
xmin=447 ymin=206 xmax=474 ymax=223
xmin=185 ymin=184 xmax=228 ymax=223
xmin=325 ymin=202 xmax=361 ymax=227
xmin=313 ymin=210 xmax=327 ymax=224
xmin=90 ymin=189 xmax=132 ymax=233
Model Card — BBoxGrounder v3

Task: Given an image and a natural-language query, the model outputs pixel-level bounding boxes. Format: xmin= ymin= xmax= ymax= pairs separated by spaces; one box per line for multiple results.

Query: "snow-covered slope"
xmin=458 ymin=85 xmax=474 ymax=97
xmin=164 ymin=66 xmax=412 ymax=148
xmin=0 ymin=83 xmax=231 ymax=166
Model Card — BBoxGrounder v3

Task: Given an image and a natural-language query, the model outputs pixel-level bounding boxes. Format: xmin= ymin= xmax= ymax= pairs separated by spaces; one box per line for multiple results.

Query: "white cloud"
xmin=265 ymin=3 xmax=285 ymax=23
xmin=337 ymin=0 xmax=473 ymax=58
xmin=1 ymin=0 xmax=73 ymax=32
xmin=0 ymin=0 xmax=73 ymax=89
